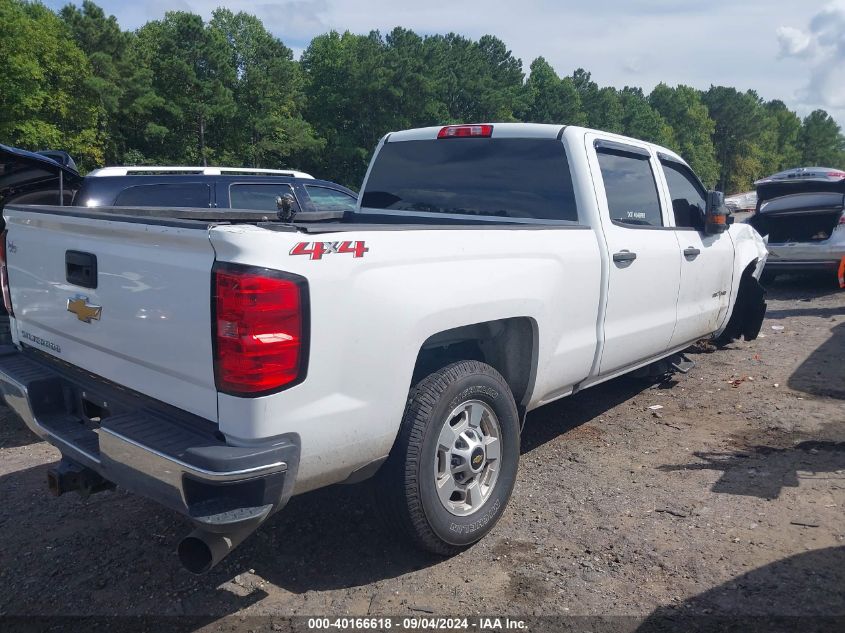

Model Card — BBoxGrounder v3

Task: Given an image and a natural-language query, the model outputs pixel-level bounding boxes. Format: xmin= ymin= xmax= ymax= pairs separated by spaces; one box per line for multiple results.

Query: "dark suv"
xmin=0 ymin=147 xmax=357 ymax=218
xmin=75 ymin=166 xmax=357 ymax=215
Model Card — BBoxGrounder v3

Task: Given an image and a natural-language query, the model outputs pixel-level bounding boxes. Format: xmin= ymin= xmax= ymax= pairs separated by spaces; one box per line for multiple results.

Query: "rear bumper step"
xmin=0 ymin=349 xmax=299 ymax=530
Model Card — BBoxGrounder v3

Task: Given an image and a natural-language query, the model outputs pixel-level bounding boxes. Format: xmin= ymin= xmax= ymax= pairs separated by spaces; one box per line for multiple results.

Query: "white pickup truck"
xmin=0 ymin=124 xmax=767 ymax=574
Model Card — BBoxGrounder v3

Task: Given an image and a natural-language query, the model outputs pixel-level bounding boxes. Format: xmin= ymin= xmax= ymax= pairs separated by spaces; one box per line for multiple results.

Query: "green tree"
xmin=765 ymin=100 xmax=802 ymax=171
xmin=209 ymin=8 xmax=322 ymax=170
xmin=799 ymin=109 xmax=845 ymax=167
xmin=571 ymin=69 xmax=623 ymax=133
xmin=649 ymin=83 xmax=719 ymax=187
xmin=424 ymin=33 xmax=524 ymax=124
xmin=618 ymin=86 xmax=675 ymax=146
xmin=0 ymin=0 xmax=102 ymax=168
xmin=60 ymin=0 xmax=131 ymax=164
xmin=702 ymin=86 xmax=776 ymax=192
xmin=301 ymin=30 xmax=400 ymax=185
xmin=521 ymin=57 xmax=586 ymax=125
xmin=133 ymin=11 xmax=236 ymax=165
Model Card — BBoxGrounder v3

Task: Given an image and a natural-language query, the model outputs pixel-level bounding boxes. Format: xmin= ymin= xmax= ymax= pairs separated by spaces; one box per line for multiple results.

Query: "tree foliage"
xmin=799 ymin=110 xmax=845 ymax=167
xmin=0 ymin=0 xmax=102 ymax=168
xmin=2 ymin=0 xmax=844 ymax=190
xmin=649 ymin=84 xmax=720 ymax=187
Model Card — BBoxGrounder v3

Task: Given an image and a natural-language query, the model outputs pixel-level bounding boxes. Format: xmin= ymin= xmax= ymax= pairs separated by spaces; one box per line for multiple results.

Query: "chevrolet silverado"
xmin=0 ymin=123 xmax=768 ymax=573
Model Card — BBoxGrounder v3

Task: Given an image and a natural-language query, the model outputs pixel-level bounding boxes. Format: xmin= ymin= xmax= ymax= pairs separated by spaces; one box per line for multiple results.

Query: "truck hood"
xmin=0 ymin=144 xmax=82 ymax=209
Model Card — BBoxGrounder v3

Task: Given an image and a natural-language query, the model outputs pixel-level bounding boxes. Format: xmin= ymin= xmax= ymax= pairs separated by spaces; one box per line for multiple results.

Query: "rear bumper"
xmin=0 ymin=348 xmax=299 ymax=531
xmin=764 ymin=259 xmax=842 ymax=272
xmin=764 ymin=237 xmax=844 ymax=272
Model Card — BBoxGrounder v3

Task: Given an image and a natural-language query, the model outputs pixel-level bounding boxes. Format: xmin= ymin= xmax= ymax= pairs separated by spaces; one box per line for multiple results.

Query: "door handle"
xmin=683 ymin=247 xmax=701 ymax=258
xmin=612 ymin=250 xmax=637 ymax=263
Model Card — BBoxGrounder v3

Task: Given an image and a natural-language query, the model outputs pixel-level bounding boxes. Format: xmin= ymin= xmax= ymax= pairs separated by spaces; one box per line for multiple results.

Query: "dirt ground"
xmin=0 ymin=275 xmax=843 ymax=630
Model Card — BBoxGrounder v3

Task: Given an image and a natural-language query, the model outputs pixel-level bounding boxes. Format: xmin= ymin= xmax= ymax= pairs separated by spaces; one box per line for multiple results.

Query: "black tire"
xmin=715 ymin=270 xmax=767 ymax=347
xmin=377 ymin=360 xmax=520 ymax=556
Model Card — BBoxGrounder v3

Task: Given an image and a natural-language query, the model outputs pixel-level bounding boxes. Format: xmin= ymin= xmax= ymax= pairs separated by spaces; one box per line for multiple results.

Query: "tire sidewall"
xmin=416 ymin=370 xmax=520 ymax=547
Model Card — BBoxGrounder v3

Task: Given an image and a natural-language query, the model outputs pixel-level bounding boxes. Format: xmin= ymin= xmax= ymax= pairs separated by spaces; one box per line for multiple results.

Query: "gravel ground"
xmin=0 ymin=275 xmax=842 ymax=630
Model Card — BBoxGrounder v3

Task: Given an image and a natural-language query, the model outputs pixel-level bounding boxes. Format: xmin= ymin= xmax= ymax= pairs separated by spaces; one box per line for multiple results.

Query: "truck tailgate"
xmin=4 ymin=207 xmax=219 ymax=421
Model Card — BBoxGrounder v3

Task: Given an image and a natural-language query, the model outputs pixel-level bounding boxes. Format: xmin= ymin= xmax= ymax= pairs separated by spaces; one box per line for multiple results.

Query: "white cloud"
xmin=778 ymin=1 xmax=845 ymax=123
xmin=776 ymin=26 xmax=813 ymax=58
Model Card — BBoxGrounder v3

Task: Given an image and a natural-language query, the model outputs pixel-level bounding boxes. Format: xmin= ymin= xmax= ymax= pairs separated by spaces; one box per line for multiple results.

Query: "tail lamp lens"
xmin=437 ymin=124 xmax=493 ymax=139
xmin=213 ymin=264 xmax=307 ymax=396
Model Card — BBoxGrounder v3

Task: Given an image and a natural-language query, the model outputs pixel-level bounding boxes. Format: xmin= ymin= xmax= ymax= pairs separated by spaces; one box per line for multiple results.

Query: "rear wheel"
xmin=378 ymin=361 xmax=520 ymax=555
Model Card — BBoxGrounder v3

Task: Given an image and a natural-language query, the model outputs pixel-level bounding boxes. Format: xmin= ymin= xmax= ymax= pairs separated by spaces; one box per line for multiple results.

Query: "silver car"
xmin=749 ymin=167 xmax=845 ymax=282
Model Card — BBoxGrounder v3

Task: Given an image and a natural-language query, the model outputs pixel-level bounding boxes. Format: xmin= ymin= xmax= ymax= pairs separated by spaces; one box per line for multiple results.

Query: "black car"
xmin=0 ymin=145 xmax=357 ymax=219
xmin=74 ymin=165 xmax=358 ymax=216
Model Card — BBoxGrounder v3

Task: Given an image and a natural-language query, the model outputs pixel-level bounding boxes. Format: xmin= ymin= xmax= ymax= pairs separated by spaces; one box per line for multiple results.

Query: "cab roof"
xmin=384 ymin=123 xmax=686 ymax=165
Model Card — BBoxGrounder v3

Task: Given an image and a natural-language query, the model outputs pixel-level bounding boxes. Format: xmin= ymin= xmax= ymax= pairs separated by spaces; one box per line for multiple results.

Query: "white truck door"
xmin=587 ymin=137 xmax=681 ymax=375
xmin=657 ymin=157 xmax=735 ymax=347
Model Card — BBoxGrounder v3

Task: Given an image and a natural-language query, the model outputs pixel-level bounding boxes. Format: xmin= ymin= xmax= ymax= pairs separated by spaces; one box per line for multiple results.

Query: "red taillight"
xmin=0 ymin=231 xmax=13 ymax=316
xmin=437 ymin=124 xmax=493 ymax=139
xmin=213 ymin=264 xmax=308 ymax=396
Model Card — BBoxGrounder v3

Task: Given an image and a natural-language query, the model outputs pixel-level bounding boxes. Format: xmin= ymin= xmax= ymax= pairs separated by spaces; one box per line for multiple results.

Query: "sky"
xmin=44 ymin=0 xmax=845 ymax=127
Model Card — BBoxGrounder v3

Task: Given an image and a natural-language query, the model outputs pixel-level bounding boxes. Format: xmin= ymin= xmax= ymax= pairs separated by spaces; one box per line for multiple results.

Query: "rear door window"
xmin=305 ymin=185 xmax=357 ymax=212
xmin=113 ymin=183 xmax=211 ymax=207
xmin=229 ymin=184 xmax=296 ymax=211
xmin=360 ymin=138 xmax=579 ymax=222
xmin=661 ymin=160 xmax=706 ymax=230
xmin=597 ymin=149 xmax=663 ymax=227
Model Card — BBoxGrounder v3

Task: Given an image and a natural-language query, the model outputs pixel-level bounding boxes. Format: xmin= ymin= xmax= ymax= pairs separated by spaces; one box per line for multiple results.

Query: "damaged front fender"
xmin=715 ymin=225 xmax=769 ymax=345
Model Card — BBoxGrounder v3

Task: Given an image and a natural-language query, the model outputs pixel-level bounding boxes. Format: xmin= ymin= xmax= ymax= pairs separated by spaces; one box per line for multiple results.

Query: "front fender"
xmin=715 ymin=223 xmax=768 ymax=339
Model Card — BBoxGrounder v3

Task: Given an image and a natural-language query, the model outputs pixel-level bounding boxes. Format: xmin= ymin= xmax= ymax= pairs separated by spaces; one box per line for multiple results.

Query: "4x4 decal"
xmin=290 ymin=241 xmax=369 ymax=260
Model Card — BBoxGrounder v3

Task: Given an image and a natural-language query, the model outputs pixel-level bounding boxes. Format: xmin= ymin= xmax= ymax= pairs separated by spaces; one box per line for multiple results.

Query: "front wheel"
xmin=378 ymin=361 xmax=520 ymax=555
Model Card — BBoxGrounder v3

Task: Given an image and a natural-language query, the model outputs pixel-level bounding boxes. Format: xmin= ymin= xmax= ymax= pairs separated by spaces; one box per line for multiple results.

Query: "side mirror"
xmin=705 ymin=190 xmax=729 ymax=234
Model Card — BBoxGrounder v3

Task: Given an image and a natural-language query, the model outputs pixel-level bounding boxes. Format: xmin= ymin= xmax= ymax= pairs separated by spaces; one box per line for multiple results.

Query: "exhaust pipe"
xmin=177 ymin=524 xmax=259 ymax=574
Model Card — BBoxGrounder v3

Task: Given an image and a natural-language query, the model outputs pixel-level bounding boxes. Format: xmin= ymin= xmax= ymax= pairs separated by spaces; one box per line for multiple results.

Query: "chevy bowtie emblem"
xmin=67 ymin=296 xmax=102 ymax=323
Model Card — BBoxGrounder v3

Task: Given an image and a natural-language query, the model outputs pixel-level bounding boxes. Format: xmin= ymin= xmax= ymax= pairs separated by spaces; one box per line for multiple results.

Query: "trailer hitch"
xmin=47 ymin=458 xmax=114 ymax=498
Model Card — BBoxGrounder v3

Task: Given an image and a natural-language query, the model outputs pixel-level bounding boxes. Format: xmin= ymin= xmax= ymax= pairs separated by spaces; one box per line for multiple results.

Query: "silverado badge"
xmin=67 ymin=296 xmax=102 ymax=323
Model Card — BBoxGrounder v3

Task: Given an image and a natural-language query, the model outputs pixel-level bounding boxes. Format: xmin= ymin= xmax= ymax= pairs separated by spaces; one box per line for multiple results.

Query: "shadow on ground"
xmin=637 ymin=546 xmax=845 ymax=632
xmin=0 ymin=404 xmax=40 ymax=448
xmin=657 ymin=438 xmax=845 ymax=499
xmin=788 ymin=321 xmax=845 ymax=399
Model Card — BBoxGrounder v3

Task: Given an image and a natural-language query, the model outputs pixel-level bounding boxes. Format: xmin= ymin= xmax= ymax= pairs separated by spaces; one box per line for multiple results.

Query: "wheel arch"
xmin=411 ymin=317 xmax=539 ymax=418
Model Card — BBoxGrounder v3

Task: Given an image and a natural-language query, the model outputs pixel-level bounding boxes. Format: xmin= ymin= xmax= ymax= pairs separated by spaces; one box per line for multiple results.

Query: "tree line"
xmin=2 ymin=0 xmax=844 ymax=192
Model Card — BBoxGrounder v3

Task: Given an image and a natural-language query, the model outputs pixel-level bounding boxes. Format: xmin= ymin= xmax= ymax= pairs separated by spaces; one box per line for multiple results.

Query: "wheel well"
xmin=716 ymin=258 xmax=765 ymax=345
xmin=412 ymin=318 xmax=538 ymax=411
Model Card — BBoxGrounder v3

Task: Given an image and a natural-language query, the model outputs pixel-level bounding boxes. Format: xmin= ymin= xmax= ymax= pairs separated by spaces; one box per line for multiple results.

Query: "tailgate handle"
xmin=66 ymin=251 xmax=98 ymax=289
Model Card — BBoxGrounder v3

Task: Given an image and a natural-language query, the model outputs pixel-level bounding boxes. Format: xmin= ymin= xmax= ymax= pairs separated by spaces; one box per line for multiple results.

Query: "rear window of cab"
xmin=360 ymin=138 xmax=579 ymax=222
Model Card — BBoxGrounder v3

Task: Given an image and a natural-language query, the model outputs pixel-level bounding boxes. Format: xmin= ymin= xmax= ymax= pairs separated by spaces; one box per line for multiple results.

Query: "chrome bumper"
xmin=0 ymin=348 xmax=299 ymax=529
